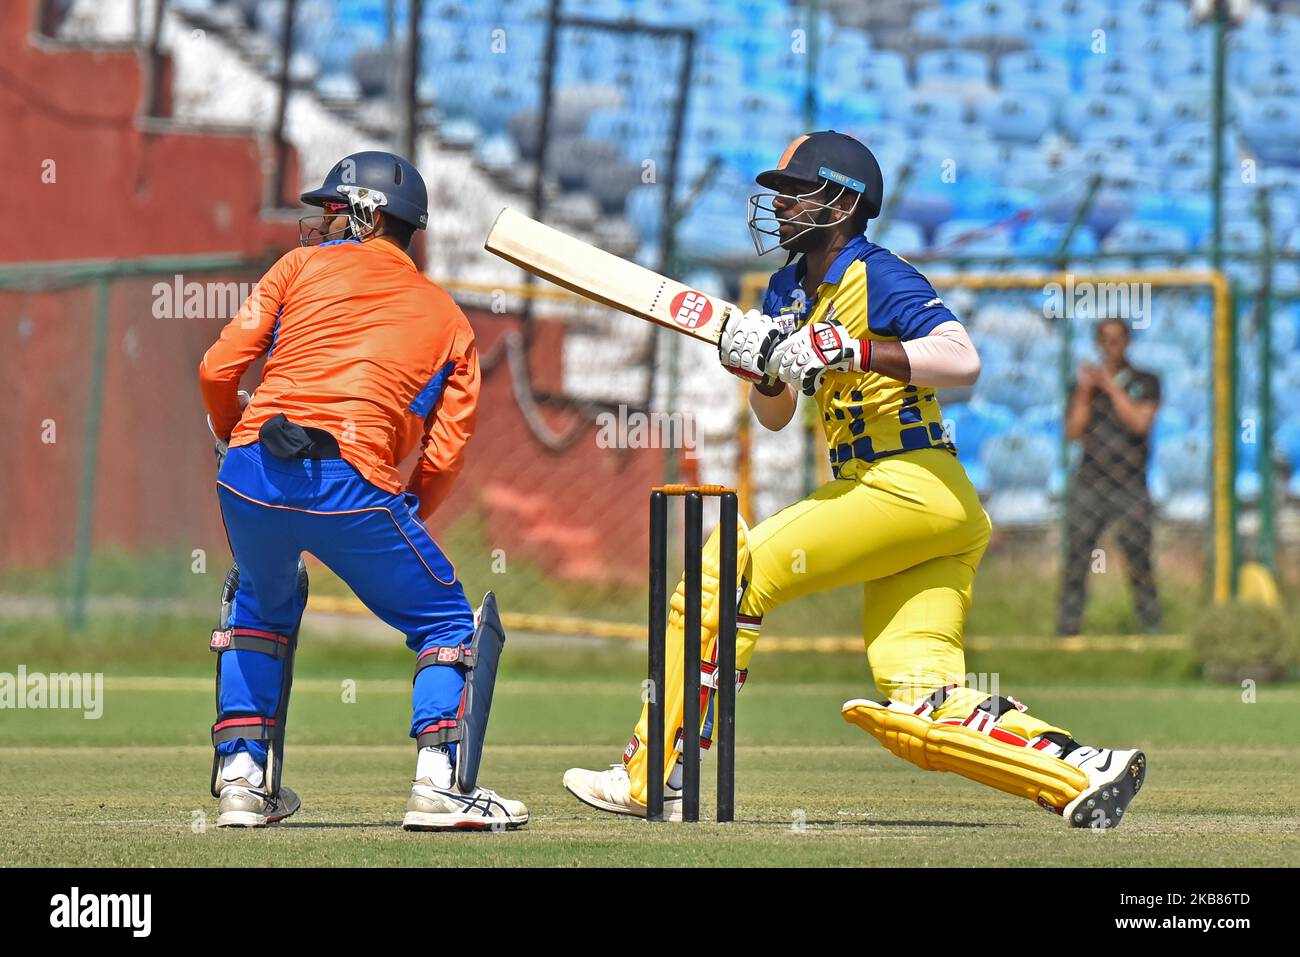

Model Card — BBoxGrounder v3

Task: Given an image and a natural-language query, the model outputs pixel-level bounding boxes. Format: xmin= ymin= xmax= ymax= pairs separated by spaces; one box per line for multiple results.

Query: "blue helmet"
xmin=299 ymin=150 xmax=428 ymax=245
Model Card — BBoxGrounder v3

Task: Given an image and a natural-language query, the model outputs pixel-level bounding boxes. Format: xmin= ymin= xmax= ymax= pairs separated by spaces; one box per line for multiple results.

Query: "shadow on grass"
xmin=717 ymin=818 xmax=1007 ymax=829
xmin=273 ymin=821 xmax=404 ymax=830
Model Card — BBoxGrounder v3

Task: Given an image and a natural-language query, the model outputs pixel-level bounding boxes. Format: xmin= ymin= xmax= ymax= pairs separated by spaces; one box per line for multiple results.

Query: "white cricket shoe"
xmin=216 ymin=780 xmax=301 ymax=828
xmin=1062 ymin=747 xmax=1146 ymax=829
xmin=402 ymin=779 xmax=529 ymax=831
xmin=563 ymin=764 xmax=683 ymax=822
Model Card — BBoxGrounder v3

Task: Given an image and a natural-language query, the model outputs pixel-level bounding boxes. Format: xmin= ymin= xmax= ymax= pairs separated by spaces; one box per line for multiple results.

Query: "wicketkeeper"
xmin=199 ymin=151 xmax=526 ymax=830
xmin=565 ymin=131 xmax=1146 ymax=828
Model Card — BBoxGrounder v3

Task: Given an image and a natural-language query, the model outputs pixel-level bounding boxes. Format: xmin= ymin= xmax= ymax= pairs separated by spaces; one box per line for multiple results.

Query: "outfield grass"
xmin=1 ymin=620 xmax=1297 ymax=867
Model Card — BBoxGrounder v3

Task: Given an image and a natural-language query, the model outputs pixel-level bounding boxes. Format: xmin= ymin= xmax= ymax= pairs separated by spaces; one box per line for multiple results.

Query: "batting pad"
xmin=625 ymin=518 xmax=749 ymax=808
xmin=842 ymin=698 xmax=1090 ymax=814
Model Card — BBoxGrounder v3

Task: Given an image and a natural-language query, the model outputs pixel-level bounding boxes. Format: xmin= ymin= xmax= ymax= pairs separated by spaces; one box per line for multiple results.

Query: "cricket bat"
xmin=483 ymin=207 xmax=740 ymax=345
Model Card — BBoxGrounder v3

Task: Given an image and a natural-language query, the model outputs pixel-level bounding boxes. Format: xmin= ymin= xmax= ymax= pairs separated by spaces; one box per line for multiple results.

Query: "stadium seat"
xmin=624 ymin=186 xmax=663 ymax=242
xmin=1273 ymin=262 xmax=1300 ymax=296
xmin=957 ymin=182 xmax=1037 ymax=221
xmin=475 ymin=133 xmax=519 ymax=174
xmin=1077 ymin=122 xmax=1155 ymax=158
xmin=1039 ymin=0 xmax=1111 ymax=34
xmin=980 ymin=432 xmax=1056 ymax=525
xmin=893 ymin=189 xmax=957 ymax=236
xmin=933 ymin=218 xmax=1015 ymax=256
xmin=1213 ymin=222 xmax=1266 ymax=253
xmin=998 ymin=51 xmax=1071 ymax=100
xmin=1152 ymin=407 xmax=1190 ymax=453
xmin=912 ymin=5 xmax=976 ymax=40
xmin=886 ymin=92 xmax=968 ymax=133
xmin=315 ymin=71 xmax=362 ymax=104
xmin=1128 ymin=341 xmax=1192 ymax=388
xmin=968 ymin=0 xmax=1030 ymax=36
xmin=584 ymin=108 xmax=661 ymax=163
xmin=1156 ymin=432 xmax=1211 ymax=522
xmin=1240 ymin=98 xmax=1300 ymax=165
xmin=974 ymin=93 xmax=1054 ymax=144
xmin=915 ymin=49 xmax=993 ymax=91
xmin=942 ymin=400 xmax=1017 ymax=466
xmin=678 ymin=209 xmax=751 ymax=258
xmin=1081 ymin=57 xmax=1154 ymax=98
xmin=1153 ymin=43 xmax=1209 ymax=87
xmin=912 ymin=135 xmax=1001 ymax=181
xmin=866 ymin=219 xmax=920 ymax=254
xmin=1102 ymin=221 xmax=1189 ymax=255
xmin=1279 ymin=417 xmax=1300 ymax=472
xmin=1236 ymin=53 xmax=1293 ymax=93
xmin=1062 ymin=93 xmax=1143 ymax=139
xmin=1023 ymin=404 xmax=1063 ymax=447
xmin=1014 ymin=221 xmax=1099 ymax=256
xmin=985 ymin=355 xmax=1058 ymax=408
xmin=970 ymin=299 xmax=1052 ymax=342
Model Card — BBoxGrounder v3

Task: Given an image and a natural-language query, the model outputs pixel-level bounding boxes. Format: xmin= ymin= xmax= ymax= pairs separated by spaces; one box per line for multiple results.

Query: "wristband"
xmin=857 ymin=338 xmax=873 ymax=374
xmin=753 ymin=377 xmax=787 ymax=397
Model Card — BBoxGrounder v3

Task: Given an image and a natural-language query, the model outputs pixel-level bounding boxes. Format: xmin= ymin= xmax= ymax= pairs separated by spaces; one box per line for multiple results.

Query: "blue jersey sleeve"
xmin=866 ymin=254 xmax=960 ymax=340
xmin=762 ymin=260 xmax=800 ymax=319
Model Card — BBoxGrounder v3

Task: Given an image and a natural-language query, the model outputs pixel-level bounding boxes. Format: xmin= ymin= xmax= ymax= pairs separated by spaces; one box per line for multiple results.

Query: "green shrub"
xmin=1191 ymin=601 xmax=1300 ymax=684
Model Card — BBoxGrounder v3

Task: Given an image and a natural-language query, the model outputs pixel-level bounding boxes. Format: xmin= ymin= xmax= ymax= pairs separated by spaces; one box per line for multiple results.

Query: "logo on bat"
xmin=669 ymin=290 xmax=713 ymax=329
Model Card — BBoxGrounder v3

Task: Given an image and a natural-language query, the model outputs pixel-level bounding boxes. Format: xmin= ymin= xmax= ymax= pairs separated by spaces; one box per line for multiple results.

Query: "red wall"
xmin=0 ymin=2 xmax=296 ymax=263
xmin=0 ymin=292 xmax=665 ymax=585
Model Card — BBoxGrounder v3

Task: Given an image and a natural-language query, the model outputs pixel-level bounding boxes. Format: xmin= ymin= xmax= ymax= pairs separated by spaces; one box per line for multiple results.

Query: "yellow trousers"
xmin=739 ymin=449 xmax=1067 ymax=740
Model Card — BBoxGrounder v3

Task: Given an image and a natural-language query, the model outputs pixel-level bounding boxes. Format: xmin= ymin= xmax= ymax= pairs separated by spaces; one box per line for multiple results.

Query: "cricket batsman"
xmin=199 ymin=151 xmax=526 ymax=830
xmin=564 ymin=131 xmax=1146 ymax=828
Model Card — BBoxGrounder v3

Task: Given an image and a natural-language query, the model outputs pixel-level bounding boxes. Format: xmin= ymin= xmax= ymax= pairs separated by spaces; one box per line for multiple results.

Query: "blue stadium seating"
xmin=247 ymin=0 xmax=1300 ymax=506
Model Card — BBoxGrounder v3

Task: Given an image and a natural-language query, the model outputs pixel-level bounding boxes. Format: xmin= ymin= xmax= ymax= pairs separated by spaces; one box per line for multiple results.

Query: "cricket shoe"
xmin=1062 ymin=747 xmax=1146 ymax=829
xmin=216 ymin=779 xmax=302 ymax=828
xmin=562 ymin=764 xmax=683 ymax=821
xmin=402 ymin=779 xmax=529 ymax=831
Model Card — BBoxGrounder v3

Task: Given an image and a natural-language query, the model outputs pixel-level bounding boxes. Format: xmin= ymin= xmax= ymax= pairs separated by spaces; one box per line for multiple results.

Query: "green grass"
xmin=1 ymin=619 xmax=1297 ymax=866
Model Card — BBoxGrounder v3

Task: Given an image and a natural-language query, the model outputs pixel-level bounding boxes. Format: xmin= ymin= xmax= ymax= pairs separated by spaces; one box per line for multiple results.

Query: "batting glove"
xmin=718 ymin=308 xmax=782 ymax=383
xmin=767 ymin=317 xmax=872 ymax=396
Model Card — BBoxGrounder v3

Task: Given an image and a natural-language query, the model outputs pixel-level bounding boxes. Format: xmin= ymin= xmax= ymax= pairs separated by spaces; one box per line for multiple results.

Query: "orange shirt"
xmin=199 ymin=239 xmax=479 ymax=520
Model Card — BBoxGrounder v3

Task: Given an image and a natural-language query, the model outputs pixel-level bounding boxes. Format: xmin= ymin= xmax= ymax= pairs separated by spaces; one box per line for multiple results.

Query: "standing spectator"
xmin=1057 ymin=318 xmax=1162 ymax=636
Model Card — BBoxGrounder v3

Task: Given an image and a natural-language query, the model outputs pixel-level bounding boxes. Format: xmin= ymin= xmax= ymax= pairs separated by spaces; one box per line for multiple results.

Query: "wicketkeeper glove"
xmin=717 ymin=308 xmax=782 ymax=384
xmin=767 ymin=317 xmax=872 ymax=396
xmin=208 ymin=390 xmax=252 ymax=470
xmin=210 ymin=420 xmax=229 ymax=469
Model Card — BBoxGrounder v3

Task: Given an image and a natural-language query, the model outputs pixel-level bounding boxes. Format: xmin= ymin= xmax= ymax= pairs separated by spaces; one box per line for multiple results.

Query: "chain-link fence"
xmin=934 ymin=271 xmax=1229 ymax=636
xmin=0 ymin=259 xmax=272 ymax=623
xmin=7 ymin=254 xmax=1280 ymax=640
xmin=0 ymin=260 xmax=710 ymax=634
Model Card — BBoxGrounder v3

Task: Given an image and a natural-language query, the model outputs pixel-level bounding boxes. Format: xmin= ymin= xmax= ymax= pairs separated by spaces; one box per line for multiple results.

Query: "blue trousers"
xmin=215 ymin=443 xmax=473 ymax=765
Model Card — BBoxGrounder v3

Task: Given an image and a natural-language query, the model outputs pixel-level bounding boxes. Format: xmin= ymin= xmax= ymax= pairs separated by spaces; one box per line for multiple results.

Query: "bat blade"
xmin=484 ymin=207 xmax=739 ymax=345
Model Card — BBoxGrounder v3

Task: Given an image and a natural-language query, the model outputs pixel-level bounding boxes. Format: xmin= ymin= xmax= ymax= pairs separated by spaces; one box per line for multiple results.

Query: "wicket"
xmin=647 ymin=485 xmax=738 ymax=823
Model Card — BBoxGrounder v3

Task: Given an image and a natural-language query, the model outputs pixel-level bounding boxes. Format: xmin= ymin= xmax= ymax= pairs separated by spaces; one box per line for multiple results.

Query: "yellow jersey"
xmin=761 ymin=235 xmax=960 ymax=480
